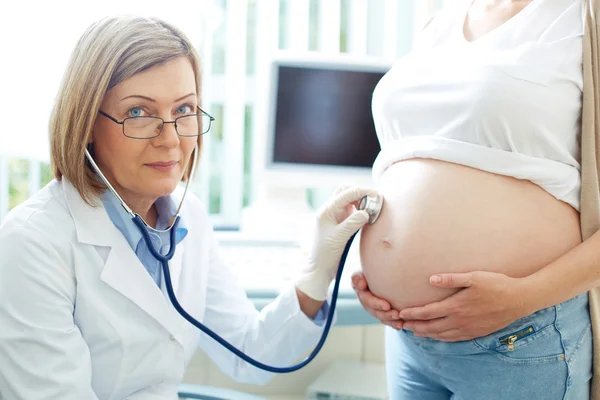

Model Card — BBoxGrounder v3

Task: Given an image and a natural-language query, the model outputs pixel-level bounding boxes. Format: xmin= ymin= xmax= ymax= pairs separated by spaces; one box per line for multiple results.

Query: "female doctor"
xmin=0 ymin=16 xmax=375 ymax=400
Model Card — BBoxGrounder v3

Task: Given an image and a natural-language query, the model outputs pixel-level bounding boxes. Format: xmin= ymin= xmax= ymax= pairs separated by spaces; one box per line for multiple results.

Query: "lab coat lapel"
xmin=101 ymin=239 xmax=185 ymax=337
xmin=62 ymin=179 xmax=186 ymax=338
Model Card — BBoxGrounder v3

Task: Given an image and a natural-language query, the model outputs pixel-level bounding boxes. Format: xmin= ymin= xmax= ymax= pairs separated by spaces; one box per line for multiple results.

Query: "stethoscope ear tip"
xmin=358 ymin=194 xmax=383 ymax=225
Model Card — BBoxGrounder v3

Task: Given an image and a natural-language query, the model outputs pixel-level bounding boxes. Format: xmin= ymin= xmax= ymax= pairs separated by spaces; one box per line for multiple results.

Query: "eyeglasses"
xmin=98 ymin=106 xmax=215 ymax=139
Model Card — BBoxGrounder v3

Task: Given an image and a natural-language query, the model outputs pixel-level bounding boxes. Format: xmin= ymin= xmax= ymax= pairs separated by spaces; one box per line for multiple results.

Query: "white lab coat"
xmin=0 ymin=179 xmax=325 ymax=400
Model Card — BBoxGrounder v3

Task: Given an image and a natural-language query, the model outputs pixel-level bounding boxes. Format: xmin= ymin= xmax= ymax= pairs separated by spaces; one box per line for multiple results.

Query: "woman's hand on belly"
xmin=399 ymin=271 xmax=535 ymax=342
xmin=351 ymin=272 xmax=404 ymax=330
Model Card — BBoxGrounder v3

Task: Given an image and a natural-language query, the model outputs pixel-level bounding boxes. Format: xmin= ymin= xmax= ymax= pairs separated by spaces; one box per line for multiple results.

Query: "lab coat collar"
xmin=63 ymin=178 xmax=112 ymax=247
xmin=62 ymin=178 xmax=187 ymax=339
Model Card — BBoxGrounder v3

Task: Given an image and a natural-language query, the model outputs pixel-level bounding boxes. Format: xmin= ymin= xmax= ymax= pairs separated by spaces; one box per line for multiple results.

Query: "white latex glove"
xmin=295 ymin=186 xmax=379 ymax=301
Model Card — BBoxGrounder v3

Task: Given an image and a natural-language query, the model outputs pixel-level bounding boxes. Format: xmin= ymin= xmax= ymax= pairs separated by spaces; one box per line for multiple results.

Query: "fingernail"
xmin=431 ymin=275 xmax=442 ymax=284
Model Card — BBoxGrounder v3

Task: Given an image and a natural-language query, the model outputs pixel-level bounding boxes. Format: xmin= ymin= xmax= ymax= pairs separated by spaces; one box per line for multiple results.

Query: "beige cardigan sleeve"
xmin=581 ymin=1 xmax=600 ymax=398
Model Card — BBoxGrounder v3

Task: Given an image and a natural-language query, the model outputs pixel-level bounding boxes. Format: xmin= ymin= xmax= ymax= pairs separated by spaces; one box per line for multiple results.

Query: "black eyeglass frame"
xmin=98 ymin=106 xmax=215 ymax=139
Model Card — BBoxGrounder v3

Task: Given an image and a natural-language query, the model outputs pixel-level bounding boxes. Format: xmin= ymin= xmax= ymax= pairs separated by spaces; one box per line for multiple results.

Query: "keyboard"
xmin=216 ymin=233 xmax=363 ymax=293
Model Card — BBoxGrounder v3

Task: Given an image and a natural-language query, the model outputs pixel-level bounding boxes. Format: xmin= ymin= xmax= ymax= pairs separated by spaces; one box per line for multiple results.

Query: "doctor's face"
xmin=92 ymin=56 xmax=198 ymax=206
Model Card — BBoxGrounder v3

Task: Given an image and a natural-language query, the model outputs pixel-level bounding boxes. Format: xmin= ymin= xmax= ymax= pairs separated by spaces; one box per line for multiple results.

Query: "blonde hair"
xmin=49 ymin=16 xmax=203 ymax=206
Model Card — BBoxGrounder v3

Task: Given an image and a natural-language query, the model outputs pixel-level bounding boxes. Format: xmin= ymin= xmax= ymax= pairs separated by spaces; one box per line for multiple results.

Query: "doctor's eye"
xmin=128 ymin=107 xmax=147 ymax=118
xmin=176 ymin=104 xmax=194 ymax=115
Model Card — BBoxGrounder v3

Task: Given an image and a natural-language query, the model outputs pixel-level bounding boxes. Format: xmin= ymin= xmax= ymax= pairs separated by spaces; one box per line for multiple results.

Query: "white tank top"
xmin=372 ymin=0 xmax=584 ymax=210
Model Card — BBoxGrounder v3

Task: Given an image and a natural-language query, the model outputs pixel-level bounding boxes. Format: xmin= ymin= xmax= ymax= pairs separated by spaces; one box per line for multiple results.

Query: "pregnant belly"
xmin=359 ymin=159 xmax=582 ymax=310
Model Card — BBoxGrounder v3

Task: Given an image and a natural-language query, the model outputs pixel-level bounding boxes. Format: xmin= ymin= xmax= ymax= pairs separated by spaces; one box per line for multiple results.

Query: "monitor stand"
xmin=241 ymin=183 xmax=316 ymax=242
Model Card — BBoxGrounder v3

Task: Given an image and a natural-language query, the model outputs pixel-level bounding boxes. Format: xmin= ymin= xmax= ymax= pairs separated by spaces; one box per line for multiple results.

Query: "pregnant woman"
xmin=353 ymin=0 xmax=600 ymax=398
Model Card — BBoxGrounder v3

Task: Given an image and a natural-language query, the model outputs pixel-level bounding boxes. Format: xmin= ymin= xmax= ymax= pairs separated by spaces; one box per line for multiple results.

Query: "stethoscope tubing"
xmin=133 ymin=214 xmax=355 ymax=373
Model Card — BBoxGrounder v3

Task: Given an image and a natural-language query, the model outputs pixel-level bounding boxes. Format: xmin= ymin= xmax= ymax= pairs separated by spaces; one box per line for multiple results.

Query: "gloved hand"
xmin=295 ymin=186 xmax=379 ymax=301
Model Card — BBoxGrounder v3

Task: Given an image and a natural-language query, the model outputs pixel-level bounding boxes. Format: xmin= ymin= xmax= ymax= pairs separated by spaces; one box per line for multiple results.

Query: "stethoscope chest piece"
xmin=359 ymin=194 xmax=383 ymax=225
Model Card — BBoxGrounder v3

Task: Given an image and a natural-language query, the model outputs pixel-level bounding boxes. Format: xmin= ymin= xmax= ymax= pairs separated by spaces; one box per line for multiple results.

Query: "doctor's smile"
xmin=145 ymin=160 xmax=179 ymax=172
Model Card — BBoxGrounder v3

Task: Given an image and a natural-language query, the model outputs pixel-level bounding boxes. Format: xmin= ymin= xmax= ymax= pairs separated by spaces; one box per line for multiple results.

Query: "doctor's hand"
xmin=295 ymin=186 xmax=378 ymax=301
xmin=351 ymin=272 xmax=404 ymax=330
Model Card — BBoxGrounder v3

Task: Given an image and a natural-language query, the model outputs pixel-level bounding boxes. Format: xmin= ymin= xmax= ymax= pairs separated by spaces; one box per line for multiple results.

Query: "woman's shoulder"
xmin=536 ymin=0 xmax=584 ymax=41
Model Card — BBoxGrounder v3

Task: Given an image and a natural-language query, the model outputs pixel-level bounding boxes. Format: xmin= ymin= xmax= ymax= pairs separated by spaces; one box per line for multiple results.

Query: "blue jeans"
xmin=386 ymin=293 xmax=592 ymax=399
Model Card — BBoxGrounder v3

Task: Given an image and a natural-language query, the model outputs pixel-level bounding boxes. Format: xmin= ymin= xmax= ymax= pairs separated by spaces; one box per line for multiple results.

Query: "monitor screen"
xmin=271 ymin=65 xmax=384 ymax=168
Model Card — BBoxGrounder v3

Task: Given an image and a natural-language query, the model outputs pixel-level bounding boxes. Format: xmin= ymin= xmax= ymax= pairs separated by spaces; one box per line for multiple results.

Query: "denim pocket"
xmin=472 ymin=306 xmax=565 ymax=364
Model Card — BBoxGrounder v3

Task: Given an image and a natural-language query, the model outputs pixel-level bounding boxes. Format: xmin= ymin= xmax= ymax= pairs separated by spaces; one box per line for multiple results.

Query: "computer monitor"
xmin=243 ymin=53 xmax=391 ymax=236
xmin=263 ymin=53 xmax=389 ymax=187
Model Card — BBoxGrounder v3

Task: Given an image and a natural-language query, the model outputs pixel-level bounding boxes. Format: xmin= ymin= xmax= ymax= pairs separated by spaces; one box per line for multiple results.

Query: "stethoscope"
xmin=85 ymin=146 xmax=383 ymax=373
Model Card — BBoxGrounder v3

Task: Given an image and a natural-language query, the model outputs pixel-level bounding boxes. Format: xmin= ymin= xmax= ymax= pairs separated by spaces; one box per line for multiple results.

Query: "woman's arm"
xmin=0 ymin=225 xmax=99 ymax=400
xmin=517 ymin=229 xmax=600 ymax=310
